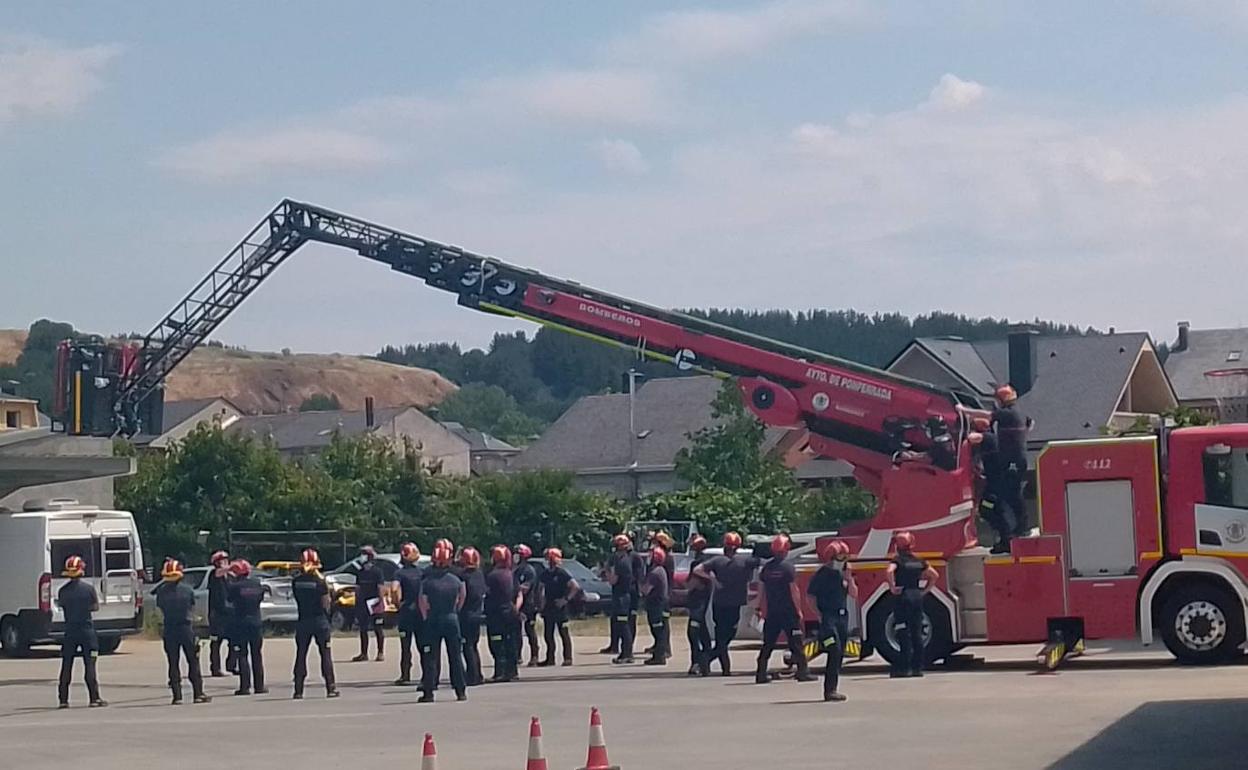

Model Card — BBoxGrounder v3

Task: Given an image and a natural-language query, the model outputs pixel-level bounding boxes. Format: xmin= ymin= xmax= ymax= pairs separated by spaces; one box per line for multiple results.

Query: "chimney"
xmin=1175 ymin=321 xmax=1190 ymax=353
xmin=365 ymin=396 xmax=375 ymax=428
xmin=1007 ymin=325 xmax=1039 ymax=397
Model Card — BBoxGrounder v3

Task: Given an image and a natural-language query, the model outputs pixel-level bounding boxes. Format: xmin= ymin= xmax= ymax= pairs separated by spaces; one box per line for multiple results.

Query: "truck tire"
xmin=1 ymin=617 xmax=30 ymax=658
xmin=97 ymin=636 xmax=122 ymax=655
xmin=866 ymin=595 xmax=954 ymax=668
xmin=1159 ymin=585 xmax=1245 ymax=665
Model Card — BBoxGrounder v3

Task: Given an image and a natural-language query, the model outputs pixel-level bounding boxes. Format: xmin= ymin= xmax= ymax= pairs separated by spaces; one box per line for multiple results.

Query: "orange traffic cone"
xmin=421 ymin=733 xmax=438 ymax=770
xmin=577 ymin=706 xmax=620 ymax=770
xmin=526 ymin=716 xmax=548 ymax=770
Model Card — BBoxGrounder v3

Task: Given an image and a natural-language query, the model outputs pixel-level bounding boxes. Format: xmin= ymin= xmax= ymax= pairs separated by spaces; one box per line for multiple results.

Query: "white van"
xmin=0 ymin=499 xmax=144 ymax=656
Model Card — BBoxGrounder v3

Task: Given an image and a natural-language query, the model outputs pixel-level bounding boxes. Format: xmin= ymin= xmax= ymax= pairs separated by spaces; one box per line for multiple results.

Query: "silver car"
xmin=145 ymin=566 xmax=297 ymax=632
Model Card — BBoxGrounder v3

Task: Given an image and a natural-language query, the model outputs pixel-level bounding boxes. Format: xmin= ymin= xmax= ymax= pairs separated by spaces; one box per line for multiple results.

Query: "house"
xmin=228 ymin=405 xmax=473 ymax=476
xmin=441 ymin=421 xmax=519 ymax=475
xmin=888 ymin=327 xmax=1177 ymax=454
xmin=509 ymin=376 xmax=849 ymax=498
xmin=1164 ymin=322 xmax=1248 ymax=421
xmin=0 ymin=395 xmax=39 ymax=432
xmin=133 ymin=397 xmax=244 ymax=450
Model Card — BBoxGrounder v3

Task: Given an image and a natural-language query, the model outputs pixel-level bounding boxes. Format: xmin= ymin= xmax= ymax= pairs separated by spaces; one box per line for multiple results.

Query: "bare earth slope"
xmin=0 ymin=329 xmax=26 ymax=366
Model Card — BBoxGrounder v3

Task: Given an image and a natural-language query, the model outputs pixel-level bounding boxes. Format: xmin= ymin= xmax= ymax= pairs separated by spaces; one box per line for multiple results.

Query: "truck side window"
xmin=1202 ymin=449 xmax=1248 ymax=508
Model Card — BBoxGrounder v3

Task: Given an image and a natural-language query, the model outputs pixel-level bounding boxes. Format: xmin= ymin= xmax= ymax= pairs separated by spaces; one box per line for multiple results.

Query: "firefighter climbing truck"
xmin=52 ymin=200 xmax=1248 ymax=669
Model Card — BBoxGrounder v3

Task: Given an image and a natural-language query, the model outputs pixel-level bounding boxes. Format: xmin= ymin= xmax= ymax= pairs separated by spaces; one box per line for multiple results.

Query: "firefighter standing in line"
xmin=393 ymin=542 xmax=424 ymax=686
xmin=685 ymin=534 xmax=713 ymax=676
xmin=155 ymin=558 xmax=210 ymax=705
xmin=512 ymin=544 xmax=540 ymax=666
xmin=754 ymin=534 xmax=814 ymax=685
xmin=644 ymin=532 xmax=677 ymax=656
xmin=886 ymin=531 xmax=939 ymax=678
xmin=971 ymin=416 xmax=1013 ymax=553
xmin=606 ymin=534 xmax=637 ymax=664
xmin=485 ymin=545 xmax=521 ymax=682
xmin=694 ymin=531 xmax=761 ymax=676
xmin=290 ymin=548 xmax=339 ymax=699
xmin=807 ymin=540 xmax=856 ymax=702
xmin=991 ymin=385 xmax=1034 ymax=538
xmin=57 ymin=555 xmax=107 ymax=708
xmin=641 ymin=545 xmax=671 ymax=666
xmin=226 ymin=559 xmax=267 ymax=695
xmin=457 ymin=547 xmax=487 ymax=686
xmin=538 ymin=547 xmax=579 ymax=666
xmin=206 ymin=549 xmax=235 ymax=677
xmin=419 ymin=544 xmax=467 ymax=703
xmin=351 ymin=545 xmax=385 ymax=662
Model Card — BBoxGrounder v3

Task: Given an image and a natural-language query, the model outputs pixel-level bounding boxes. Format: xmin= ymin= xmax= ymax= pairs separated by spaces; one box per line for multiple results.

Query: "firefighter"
xmin=226 ymin=559 xmax=267 ymax=695
xmin=457 ymin=547 xmax=486 ymax=686
xmin=694 ymin=531 xmax=761 ymax=676
xmin=351 ymin=545 xmax=385 ymax=663
xmin=992 ymin=385 xmax=1034 ymax=538
xmin=754 ymin=534 xmax=813 ymax=685
xmin=485 ymin=545 xmax=520 ymax=682
xmin=156 ymin=558 xmax=210 ymax=705
xmin=971 ymin=416 xmax=1013 ymax=553
xmin=808 ymin=540 xmax=856 ymax=702
xmin=538 ymin=547 xmax=579 ymax=666
xmin=419 ymin=544 xmax=467 ymax=703
xmin=606 ymin=534 xmax=637 ymax=664
xmin=685 ymin=534 xmax=713 ymax=676
xmin=886 ymin=531 xmax=939 ymax=678
xmin=641 ymin=545 xmax=671 ymax=666
xmin=644 ymin=531 xmax=677 ymax=656
xmin=393 ymin=542 xmax=424 ymax=686
xmin=291 ymin=548 xmax=339 ymax=699
xmin=206 ymin=549 xmax=235 ymax=677
xmin=56 ymin=555 xmax=106 ymax=708
xmin=512 ymin=544 xmax=540 ymax=666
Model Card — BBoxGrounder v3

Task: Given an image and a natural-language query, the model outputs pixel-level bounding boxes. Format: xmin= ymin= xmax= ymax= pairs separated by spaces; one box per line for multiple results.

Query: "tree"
xmin=433 ymin=383 xmax=544 ymax=444
xmin=299 ymin=393 xmax=341 ymax=412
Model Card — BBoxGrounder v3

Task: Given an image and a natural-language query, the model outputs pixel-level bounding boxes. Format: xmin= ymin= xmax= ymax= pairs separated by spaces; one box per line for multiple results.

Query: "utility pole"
xmin=626 ymin=369 xmax=644 ymax=500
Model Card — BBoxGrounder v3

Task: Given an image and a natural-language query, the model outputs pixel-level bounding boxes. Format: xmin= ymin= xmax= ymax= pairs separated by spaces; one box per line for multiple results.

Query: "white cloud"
xmin=592 ymin=139 xmax=649 ymax=175
xmin=480 ymin=68 xmax=675 ymax=127
xmin=0 ymin=36 xmax=121 ymax=123
xmin=926 ymin=73 xmax=987 ymax=111
xmin=157 ymin=126 xmax=394 ymax=182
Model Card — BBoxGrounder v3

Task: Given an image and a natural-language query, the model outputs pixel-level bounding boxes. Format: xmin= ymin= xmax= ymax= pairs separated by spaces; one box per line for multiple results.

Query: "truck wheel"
xmin=1 ymin=617 xmax=30 ymax=658
xmin=866 ymin=595 xmax=954 ymax=667
xmin=97 ymin=636 xmax=122 ymax=655
xmin=1160 ymin=585 xmax=1245 ymax=665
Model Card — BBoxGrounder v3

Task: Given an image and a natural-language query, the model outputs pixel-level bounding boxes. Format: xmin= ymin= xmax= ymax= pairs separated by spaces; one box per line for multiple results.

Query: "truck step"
xmin=952 ymin=581 xmax=986 ymax=611
xmin=960 ymin=609 xmax=988 ymax=639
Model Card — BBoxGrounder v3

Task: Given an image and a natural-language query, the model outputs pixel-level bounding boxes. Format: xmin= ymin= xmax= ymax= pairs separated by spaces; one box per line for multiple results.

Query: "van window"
xmin=51 ymin=539 xmax=101 ymax=577
xmin=103 ymin=535 xmax=132 ymax=572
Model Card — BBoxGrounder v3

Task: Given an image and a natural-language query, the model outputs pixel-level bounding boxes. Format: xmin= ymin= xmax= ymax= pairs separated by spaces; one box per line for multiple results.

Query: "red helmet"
xmin=435 ymin=538 xmax=454 ymax=554
xmin=514 ymin=543 xmax=533 ymax=559
xmin=995 ymin=385 xmax=1017 ymax=405
xmin=229 ymin=559 xmax=252 ymax=578
xmin=432 ymin=545 xmax=453 ymax=567
xmin=400 ymin=542 xmax=420 ymax=563
xmin=491 ymin=545 xmax=512 ymax=566
xmin=770 ymin=534 xmax=792 ymax=558
xmin=62 ymin=555 xmax=86 ymax=578
xmin=818 ymin=540 xmax=850 ymax=563
xmin=545 ymin=547 xmax=563 ymax=565
xmin=689 ymin=534 xmax=708 ymax=551
xmin=301 ymin=548 xmax=321 ymax=568
xmin=650 ymin=546 xmax=666 ymax=566
xmin=971 ymin=416 xmax=990 ymax=431
xmin=210 ymin=550 xmax=229 ymax=566
xmin=723 ymin=532 xmax=743 ymax=550
xmin=893 ymin=531 xmax=916 ymax=552
xmin=612 ymin=534 xmax=631 ymax=550
xmin=459 ymin=547 xmax=481 ymax=569
xmin=161 ymin=558 xmax=185 ymax=579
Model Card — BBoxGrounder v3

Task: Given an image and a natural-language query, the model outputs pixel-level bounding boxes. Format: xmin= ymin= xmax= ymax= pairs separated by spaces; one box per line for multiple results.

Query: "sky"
xmin=3 ymin=1 xmax=1248 ymax=355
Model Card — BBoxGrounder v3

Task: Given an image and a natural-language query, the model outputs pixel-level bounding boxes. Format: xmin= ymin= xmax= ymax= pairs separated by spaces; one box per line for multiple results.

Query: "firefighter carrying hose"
xmin=291 ymin=548 xmax=339 ymax=699
xmin=419 ymin=544 xmax=467 ymax=703
xmin=886 ymin=531 xmax=938 ymax=678
xmin=754 ymin=534 xmax=814 ymax=685
xmin=685 ymin=534 xmax=712 ymax=676
xmin=807 ymin=540 xmax=855 ymax=702
xmin=393 ymin=542 xmax=424 ymax=686
xmin=57 ymin=555 xmax=107 ymax=708
xmin=457 ymin=546 xmax=487 ymax=686
xmin=227 ymin=559 xmax=267 ymax=695
xmin=156 ymin=558 xmax=210 ymax=705
xmin=206 ymin=549 xmax=235 ymax=677
xmin=485 ymin=545 xmax=521 ymax=682
xmin=992 ymin=384 xmax=1034 ymax=538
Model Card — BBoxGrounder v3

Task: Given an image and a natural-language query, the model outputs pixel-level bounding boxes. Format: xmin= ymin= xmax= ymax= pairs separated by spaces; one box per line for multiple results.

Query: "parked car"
xmin=324 ymin=553 xmax=407 ymax=631
xmin=527 ymin=557 xmax=610 ymax=616
xmin=669 ymin=552 xmax=697 ymax=608
xmin=255 ymin=560 xmax=302 ymax=578
xmin=145 ymin=566 xmax=297 ymax=632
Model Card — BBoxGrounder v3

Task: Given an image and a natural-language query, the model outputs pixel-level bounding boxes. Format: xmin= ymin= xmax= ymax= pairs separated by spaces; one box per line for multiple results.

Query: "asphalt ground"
xmin=1 ymin=623 xmax=1245 ymax=769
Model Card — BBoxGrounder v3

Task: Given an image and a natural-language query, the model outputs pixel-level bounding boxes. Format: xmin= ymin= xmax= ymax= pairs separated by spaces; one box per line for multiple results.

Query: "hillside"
xmin=0 ymin=329 xmax=25 ymax=367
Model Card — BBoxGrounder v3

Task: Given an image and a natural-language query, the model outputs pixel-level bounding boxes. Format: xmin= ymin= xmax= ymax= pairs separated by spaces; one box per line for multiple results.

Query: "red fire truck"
xmin=52 ymin=200 xmax=1248 ymax=669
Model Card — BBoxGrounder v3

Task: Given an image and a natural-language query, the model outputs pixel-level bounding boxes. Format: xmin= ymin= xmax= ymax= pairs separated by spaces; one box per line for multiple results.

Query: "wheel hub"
xmin=1175 ymin=600 xmax=1227 ymax=651
xmin=884 ymin=610 xmax=933 ymax=652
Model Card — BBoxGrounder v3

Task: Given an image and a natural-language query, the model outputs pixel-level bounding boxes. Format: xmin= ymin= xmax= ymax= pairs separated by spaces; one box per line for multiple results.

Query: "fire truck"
xmin=53 ymin=200 xmax=1248 ymax=670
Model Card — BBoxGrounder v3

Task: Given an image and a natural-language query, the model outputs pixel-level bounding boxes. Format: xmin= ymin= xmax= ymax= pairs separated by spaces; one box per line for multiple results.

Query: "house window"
xmin=4 ymin=411 xmax=19 ymax=429
xmin=1228 ymin=351 xmax=1242 ymax=362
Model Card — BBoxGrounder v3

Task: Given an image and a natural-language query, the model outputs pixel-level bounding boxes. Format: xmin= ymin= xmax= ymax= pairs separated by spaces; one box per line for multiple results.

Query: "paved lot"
xmin=0 ymin=630 xmax=1245 ymax=769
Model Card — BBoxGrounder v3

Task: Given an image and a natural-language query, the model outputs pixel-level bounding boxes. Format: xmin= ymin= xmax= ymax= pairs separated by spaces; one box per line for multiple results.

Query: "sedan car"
xmin=145 ymin=566 xmax=297 ymax=632
xmin=527 ymin=557 xmax=611 ymax=616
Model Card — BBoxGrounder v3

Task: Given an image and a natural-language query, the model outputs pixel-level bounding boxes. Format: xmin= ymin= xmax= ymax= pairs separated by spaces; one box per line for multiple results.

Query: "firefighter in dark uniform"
xmin=485 ymin=545 xmax=521 ymax=682
xmin=807 ymin=540 xmax=856 ymax=701
xmin=886 ymin=531 xmax=939 ymax=678
xmin=694 ymin=531 xmax=761 ymax=676
xmin=971 ymin=416 xmax=1013 ymax=553
xmin=685 ymin=534 xmax=713 ymax=676
xmin=156 ymin=558 xmax=210 ymax=705
xmin=393 ymin=542 xmax=424 ymax=686
xmin=457 ymin=547 xmax=487 ymax=686
xmin=351 ymin=545 xmax=385 ymax=662
xmin=645 ymin=532 xmax=677 ymax=656
xmin=419 ymin=544 xmax=467 ymax=702
xmin=754 ymin=534 xmax=813 ymax=685
xmin=992 ymin=385 xmax=1034 ymax=538
xmin=291 ymin=548 xmax=339 ymax=699
xmin=606 ymin=534 xmax=637 ymax=664
xmin=641 ymin=546 xmax=671 ymax=665
xmin=226 ymin=559 xmax=267 ymax=695
xmin=512 ymin=544 xmax=540 ymax=666
xmin=206 ymin=549 xmax=235 ymax=677
xmin=538 ymin=548 xmax=579 ymax=666
xmin=57 ymin=555 xmax=106 ymax=708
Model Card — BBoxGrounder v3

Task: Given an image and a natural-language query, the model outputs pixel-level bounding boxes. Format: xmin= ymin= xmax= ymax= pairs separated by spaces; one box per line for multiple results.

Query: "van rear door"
xmin=95 ymin=529 xmax=137 ymax=624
